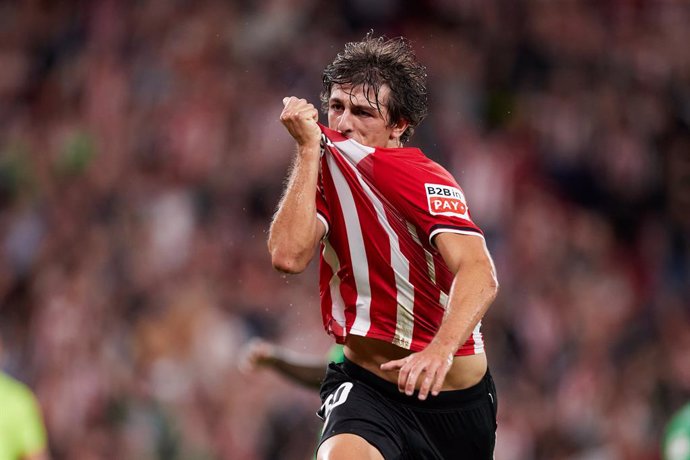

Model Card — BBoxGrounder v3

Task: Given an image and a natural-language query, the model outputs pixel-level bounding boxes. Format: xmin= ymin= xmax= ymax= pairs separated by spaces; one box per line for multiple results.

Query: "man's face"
xmin=327 ymin=83 xmax=405 ymax=148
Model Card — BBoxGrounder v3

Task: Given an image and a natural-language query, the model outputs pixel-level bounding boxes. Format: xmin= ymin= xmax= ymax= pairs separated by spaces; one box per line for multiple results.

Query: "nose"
xmin=337 ymin=109 xmax=353 ymax=134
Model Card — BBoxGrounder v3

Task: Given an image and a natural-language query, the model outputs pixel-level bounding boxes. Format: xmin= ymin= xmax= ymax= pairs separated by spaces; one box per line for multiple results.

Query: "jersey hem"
xmin=328 ymin=328 xmax=485 ymax=357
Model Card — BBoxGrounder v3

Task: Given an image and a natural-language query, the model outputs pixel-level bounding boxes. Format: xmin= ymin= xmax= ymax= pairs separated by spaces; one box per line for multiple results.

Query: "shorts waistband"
xmin=341 ymin=356 xmax=491 ymax=410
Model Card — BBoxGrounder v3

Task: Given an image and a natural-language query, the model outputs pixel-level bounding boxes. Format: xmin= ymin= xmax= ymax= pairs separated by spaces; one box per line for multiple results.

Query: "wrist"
xmin=427 ymin=336 xmax=458 ymax=358
xmin=297 ymin=142 xmax=321 ymax=159
xmin=259 ymin=345 xmax=282 ymax=367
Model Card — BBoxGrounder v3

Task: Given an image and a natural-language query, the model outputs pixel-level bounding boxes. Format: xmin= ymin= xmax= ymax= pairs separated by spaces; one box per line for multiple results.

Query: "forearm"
xmin=430 ymin=260 xmax=498 ymax=356
xmin=382 ymin=233 xmax=498 ymax=399
xmin=265 ymin=349 xmax=329 ymax=389
xmin=268 ymin=144 xmax=322 ymax=273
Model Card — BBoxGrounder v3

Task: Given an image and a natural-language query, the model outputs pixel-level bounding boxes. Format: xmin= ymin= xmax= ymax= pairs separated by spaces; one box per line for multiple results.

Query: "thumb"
xmin=282 ymin=97 xmax=290 ymax=106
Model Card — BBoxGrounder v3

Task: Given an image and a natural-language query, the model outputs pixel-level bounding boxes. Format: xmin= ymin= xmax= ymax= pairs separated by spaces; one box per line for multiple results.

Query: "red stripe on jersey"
xmin=318 ymin=160 xmax=357 ymax=338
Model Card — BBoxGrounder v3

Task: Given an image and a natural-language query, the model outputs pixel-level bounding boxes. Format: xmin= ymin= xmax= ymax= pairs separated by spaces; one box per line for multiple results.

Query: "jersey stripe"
xmin=333 ymin=140 xmax=415 ymax=348
xmin=322 ymin=240 xmax=347 ymax=333
xmin=406 ymin=221 xmax=437 ymax=285
xmin=327 ymin=153 xmax=372 ymax=336
xmin=472 ymin=321 xmax=484 ymax=353
xmin=316 ymin=212 xmax=330 ymax=236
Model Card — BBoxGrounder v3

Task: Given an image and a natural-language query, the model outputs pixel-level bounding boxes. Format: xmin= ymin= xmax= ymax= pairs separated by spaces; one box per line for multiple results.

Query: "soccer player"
xmin=269 ymin=34 xmax=499 ymax=459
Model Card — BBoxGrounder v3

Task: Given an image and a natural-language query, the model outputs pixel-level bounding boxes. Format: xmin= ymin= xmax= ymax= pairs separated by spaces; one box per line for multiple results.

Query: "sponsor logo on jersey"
xmin=425 ymin=183 xmax=469 ymax=218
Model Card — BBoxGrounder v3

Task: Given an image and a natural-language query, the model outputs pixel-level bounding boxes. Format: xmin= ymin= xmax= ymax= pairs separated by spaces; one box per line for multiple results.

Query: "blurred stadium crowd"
xmin=0 ymin=1 xmax=689 ymax=459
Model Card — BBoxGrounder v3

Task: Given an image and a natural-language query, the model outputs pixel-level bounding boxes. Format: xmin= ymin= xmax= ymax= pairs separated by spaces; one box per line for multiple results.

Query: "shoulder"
xmin=0 ymin=372 xmax=39 ymax=410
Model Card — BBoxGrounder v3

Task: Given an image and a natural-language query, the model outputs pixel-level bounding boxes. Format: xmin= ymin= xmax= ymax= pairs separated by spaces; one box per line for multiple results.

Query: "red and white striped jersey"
xmin=315 ymin=125 xmax=486 ymax=356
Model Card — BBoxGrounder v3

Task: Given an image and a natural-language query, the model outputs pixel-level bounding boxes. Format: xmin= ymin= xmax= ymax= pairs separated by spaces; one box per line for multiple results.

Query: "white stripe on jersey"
xmin=333 ymin=140 xmax=415 ymax=349
xmin=327 ymin=154 xmax=372 ymax=335
xmin=322 ymin=240 xmax=347 ymax=333
xmin=316 ymin=212 xmax=330 ymax=237
xmin=472 ymin=321 xmax=484 ymax=353
xmin=439 ymin=290 xmax=449 ymax=311
xmin=335 ymin=137 xmax=373 ymax=164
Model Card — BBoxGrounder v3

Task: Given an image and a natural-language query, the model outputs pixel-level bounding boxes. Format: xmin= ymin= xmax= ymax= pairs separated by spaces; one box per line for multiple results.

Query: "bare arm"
xmin=239 ymin=339 xmax=328 ymax=389
xmin=381 ymin=233 xmax=498 ymax=400
xmin=268 ymin=97 xmax=326 ymax=274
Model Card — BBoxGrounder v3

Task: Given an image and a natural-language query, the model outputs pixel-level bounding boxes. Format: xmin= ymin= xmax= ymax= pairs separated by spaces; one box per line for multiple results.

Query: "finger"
xmin=310 ymin=108 xmax=319 ymax=122
xmin=283 ymin=97 xmax=290 ymax=106
xmin=404 ymin=364 xmax=424 ymax=396
xmin=397 ymin=363 xmax=412 ymax=393
xmin=297 ymin=107 xmax=318 ymax=121
xmin=380 ymin=358 xmax=406 ymax=371
xmin=430 ymin=367 xmax=448 ymax=397
xmin=417 ymin=366 xmax=438 ymax=400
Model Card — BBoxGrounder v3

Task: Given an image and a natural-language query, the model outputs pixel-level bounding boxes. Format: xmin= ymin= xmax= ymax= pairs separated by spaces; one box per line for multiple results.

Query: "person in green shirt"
xmin=664 ymin=403 xmax=690 ymax=460
xmin=0 ymin=340 xmax=49 ymax=460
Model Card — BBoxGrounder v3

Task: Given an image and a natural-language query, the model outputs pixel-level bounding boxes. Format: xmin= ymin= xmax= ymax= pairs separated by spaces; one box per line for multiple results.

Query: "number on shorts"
xmin=320 ymin=382 xmax=353 ymax=424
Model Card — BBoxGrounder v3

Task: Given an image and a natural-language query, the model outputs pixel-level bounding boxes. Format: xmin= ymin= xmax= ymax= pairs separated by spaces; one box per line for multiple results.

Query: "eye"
xmin=330 ymin=103 xmax=343 ymax=111
xmin=354 ymin=109 xmax=372 ymax=117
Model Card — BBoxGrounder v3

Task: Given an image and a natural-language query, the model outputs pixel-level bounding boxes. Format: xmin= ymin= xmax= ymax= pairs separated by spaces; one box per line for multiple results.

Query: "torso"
xmin=318 ymin=127 xmax=489 ymax=385
xmin=344 ymin=335 xmax=487 ymax=391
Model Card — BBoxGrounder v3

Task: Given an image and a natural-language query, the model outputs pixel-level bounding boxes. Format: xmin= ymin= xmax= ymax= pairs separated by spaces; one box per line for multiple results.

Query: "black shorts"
xmin=317 ymin=358 xmax=497 ymax=460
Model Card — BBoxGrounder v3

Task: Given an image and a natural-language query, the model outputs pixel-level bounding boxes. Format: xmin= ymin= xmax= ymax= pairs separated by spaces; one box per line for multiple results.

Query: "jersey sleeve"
xmin=405 ymin=173 xmax=483 ymax=248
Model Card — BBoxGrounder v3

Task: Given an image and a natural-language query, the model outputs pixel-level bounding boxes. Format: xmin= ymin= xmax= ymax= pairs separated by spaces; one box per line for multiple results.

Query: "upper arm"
xmin=274 ymin=217 xmax=326 ymax=274
xmin=434 ymin=232 xmax=496 ymax=279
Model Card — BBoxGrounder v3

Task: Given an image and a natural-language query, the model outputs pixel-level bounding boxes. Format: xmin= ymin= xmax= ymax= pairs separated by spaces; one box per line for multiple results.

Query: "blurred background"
xmin=0 ymin=0 xmax=689 ymax=459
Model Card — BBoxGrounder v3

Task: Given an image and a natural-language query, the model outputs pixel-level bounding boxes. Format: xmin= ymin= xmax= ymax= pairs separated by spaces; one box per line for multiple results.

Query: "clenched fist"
xmin=280 ymin=96 xmax=322 ymax=149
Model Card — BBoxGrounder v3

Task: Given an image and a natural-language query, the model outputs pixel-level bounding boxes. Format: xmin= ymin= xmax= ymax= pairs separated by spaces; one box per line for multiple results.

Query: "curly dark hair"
xmin=320 ymin=34 xmax=428 ymax=144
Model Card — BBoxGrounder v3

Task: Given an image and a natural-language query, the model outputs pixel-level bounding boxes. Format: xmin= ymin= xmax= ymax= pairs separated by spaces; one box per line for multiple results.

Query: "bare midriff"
xmin=344 ymin=335 xmax=487 ymax=391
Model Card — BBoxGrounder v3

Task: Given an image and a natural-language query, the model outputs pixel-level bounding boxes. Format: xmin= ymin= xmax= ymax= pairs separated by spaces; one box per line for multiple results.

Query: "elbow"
xmin=270 ymin=250 xmax=310 ymax=274
xmin=489 ymin=278 xmax=499 ymax=300
xmin=487 ymin=273 xmax=499 ymax=301
xmin=475 ymin=260 xmax=499 ymax=303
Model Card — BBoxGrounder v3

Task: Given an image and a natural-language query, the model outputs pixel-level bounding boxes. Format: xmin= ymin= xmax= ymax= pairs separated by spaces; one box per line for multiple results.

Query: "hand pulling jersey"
xmin=315 ymin=124 xmax=486 ymax=356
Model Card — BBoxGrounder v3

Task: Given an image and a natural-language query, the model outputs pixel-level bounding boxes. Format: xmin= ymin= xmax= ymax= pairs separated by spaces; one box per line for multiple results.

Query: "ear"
xmin=389 ymin=119 xmax=410 ymax=143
